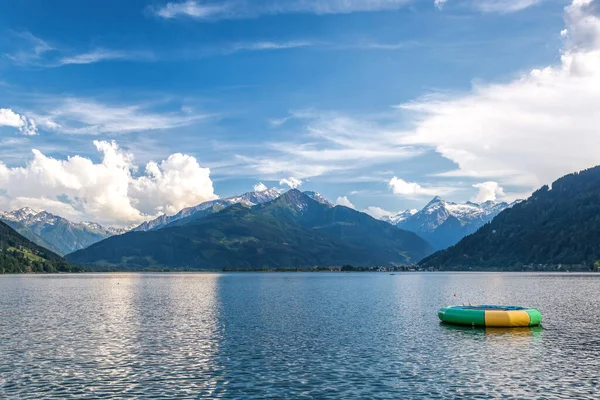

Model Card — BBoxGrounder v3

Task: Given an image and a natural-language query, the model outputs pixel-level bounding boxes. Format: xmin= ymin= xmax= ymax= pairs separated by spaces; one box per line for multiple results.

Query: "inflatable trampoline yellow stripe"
xmin=484 ymin=310 xmax=531 ymax=327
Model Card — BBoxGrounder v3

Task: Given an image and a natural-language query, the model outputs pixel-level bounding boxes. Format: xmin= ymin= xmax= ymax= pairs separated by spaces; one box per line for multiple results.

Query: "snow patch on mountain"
xmin=303 ymin=191 xmax=333 ymax=207
xmin=379 ymin=196 xmax=518 ymax=250
xmin=381 ymin=209 xmax=418 ymax=225
xmin=133 ymin=188 xmax=282 ymax=232
xmin=0 ymin=208 xmax=129 ymax=254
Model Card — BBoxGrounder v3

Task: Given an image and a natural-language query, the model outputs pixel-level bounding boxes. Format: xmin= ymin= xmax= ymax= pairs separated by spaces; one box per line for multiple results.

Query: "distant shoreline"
xmin=2 ymin=269 xmax=599 ymax=276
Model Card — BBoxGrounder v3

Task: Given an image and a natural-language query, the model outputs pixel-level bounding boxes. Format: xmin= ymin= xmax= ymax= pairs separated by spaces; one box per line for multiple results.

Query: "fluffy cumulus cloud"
xmin=0 ymin=141 xmax=217 ymax=226
xmin=253 ymin=182 xmax=268 ymax=192
xmin=335 ymin=196 xmax=356 ymax=209
xmin=387 ymin=177 xmax=457 ymax=198
xmin=279 ymin=177 xmax=302 ymax=189
xmin=389 ymin=177 xmax=431 ymax=196
xmin=472 ymin=181 xmax=505 ymax=203
xmin=363 ymin=206 xmax=395 ymax=219
xmin=0 ymin=108 xmax=37 ymax=135
xmin=400 ymin=0 xmax=600 ymax=192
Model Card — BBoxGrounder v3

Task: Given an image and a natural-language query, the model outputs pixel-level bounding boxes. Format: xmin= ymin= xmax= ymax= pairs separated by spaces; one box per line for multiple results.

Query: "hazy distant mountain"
xmin=68 ymin=190 xmax=433 ymax=271
xmin=0 ymin=208 xmax=127 ymax=255
xmin=420 ymin=166 xmax=600 ymax=270
xmin=133 ymin=188 xmax=282 ymax=232
xmin=0 ymin=220 xmax=79 ymax=274
xmin=383 ymin=197 xmax=515 ymax=250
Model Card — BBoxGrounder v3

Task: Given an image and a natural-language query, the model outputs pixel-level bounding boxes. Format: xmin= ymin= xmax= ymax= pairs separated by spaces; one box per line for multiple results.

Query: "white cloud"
xmin=253 ymin=182 xmax=268 ymax=192
xmin=399 ymin=0 xmax=600 ymax=193
xmin=6 ymin=32 xmax=54 ymax=66
xmin=279 ymin=177 xmax=303 ymax=189
xmin=472 ymin=181 xmax=505 ymax=202
xmin=154 ymin=1 xmax=231 ymax=18
xmin=226 ymin=41 xmax=313 ymax=54
xmin=388 ymin=177 xmax=456 ymax=198
xmin=6 ymin=31 xmax=150 ymax=68
xmin=434 ymin=0 xmax=448 ymax=10
xmin=434 ymin=0 xmax=544 ymax=13
xmin=389 ymin=177 xmax=429 ymax=196
xmin=153 ymin=0 xmax=412 ymax=20
xmin=58 ymin=49 xmax=153 ymax=66
xmin=31 ymin=98 xmax=207 ymax=135
xmin=0 ymin=108 xmax=38 ymax=135
xmin=363 ymin=206 xmax=394 ymax=219
xmin=238 ymin=111 xmax=422 ymax=180
xmin=474 ymin=0 xmax=542 ymax=13
xmin=335 ymin=196 xmax=356 ymax=209
xmin=0 ymin=141 xmax=217 ymax=226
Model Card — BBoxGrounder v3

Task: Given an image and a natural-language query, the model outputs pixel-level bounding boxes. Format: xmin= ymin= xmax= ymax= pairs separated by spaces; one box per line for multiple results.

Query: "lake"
xmin=1 ymin=272 xmax=599 ymax=399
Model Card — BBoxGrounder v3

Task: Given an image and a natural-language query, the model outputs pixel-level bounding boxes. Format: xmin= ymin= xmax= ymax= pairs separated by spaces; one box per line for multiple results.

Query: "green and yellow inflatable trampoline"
xmin=438 ymin=305 xmax=542 ymax=327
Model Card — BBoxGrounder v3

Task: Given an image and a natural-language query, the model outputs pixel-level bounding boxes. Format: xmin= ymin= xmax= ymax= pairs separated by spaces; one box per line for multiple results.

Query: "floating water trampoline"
xmin=438 ymin=305 xmax=542 ymax=327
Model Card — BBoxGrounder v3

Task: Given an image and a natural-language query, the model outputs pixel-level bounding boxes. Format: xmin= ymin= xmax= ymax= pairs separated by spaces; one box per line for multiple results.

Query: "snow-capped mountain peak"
xmin=133 ymin=188 xmax=283 ymax=232
xmin=303 ymin=191 xmax=333 ymax=207
xmin=1 ymin=207 xmax=42 ymax=222
xmin=0 ymin=207 xmax=130 ymax=255
xmin=381 ymin=209 xmax=418 ymax=225
xmin=380 ymin=196 xmax=518 ymax=250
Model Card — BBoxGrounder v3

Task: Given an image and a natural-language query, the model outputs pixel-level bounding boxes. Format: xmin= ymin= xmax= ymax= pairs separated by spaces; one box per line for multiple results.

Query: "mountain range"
xmin=381 ymin=197 xmax=516 ymax=250
xmin=0 ymin=220 xmax=79 ymax=274
xmin=67 ymin=189 xmax=433 ymax=270
xmin=132 ymin=188 xmax=283 ymax=232
xmin=420 ymin=166 xmax=600 ymax=270
xmin=0 ymin=208 xmax=127 ymax=256
xmin=5 ymin=162 xmax=600 ymax=273
xmin=0 ymin=189 xmax=332 ymax=258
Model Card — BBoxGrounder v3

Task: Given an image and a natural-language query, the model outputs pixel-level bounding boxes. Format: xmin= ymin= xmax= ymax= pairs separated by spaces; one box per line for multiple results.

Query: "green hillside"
xmin=0 ymin=221 xmax=81 ymax=274
xmin=67 ymin=190 xmax=433 ymax=270
xmin=420 ymin=166 xmax=600 ymax=270
xmin=1 ymin=219 xmax=64 ymax=255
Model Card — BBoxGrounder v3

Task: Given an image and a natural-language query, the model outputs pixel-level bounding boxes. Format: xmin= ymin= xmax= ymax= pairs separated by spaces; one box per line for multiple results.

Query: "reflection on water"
xmin=441 ymin=323 xmax=544 ymax=339
xmin=1 ymin=272 xmax=599 ymax=399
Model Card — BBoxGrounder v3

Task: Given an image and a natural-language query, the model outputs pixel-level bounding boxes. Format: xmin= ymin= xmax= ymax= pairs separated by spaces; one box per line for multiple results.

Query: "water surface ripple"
xmin=1 ymin=272 xmax=599 ymax=398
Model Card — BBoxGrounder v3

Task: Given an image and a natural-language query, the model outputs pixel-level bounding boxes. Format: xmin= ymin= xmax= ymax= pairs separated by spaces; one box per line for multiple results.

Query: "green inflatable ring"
xmin=438 ymin=305 xmax=542 ymax=327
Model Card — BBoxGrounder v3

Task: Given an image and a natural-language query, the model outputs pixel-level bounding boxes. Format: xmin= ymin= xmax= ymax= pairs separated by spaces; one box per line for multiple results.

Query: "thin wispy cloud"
xmin=434 ymin=0 xmax=545 ymax=13
xmin=232 ymin=110 xmax=423 ymax=180
xmin=474 ymin=0 xmax=543 ymax=13
xmin=58 ymin=49 xmax=154 ymax=66
xmin=5 ymin=31 xmax=152 ymax=68
xmin=225 ymin=40 xmax=314 ymax=54
xmin=30 ymin=98 xmax=210 ymax=135
xmin=356 ymin=42 xmax=413 ymax=50
xmin=152 ymin=0 xmax=413 ymax=20
xmin=4 ymin=31 xmax=55 ymax=66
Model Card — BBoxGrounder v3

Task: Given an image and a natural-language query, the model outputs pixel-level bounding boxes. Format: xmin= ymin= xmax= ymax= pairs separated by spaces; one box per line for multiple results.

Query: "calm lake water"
xmin=1 ymin=272 xmax=599 ymax=399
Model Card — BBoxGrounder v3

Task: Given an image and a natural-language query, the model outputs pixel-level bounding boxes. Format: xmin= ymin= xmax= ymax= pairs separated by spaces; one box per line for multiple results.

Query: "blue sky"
xmin=3 ymin=0 xmax=600 ymax=226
